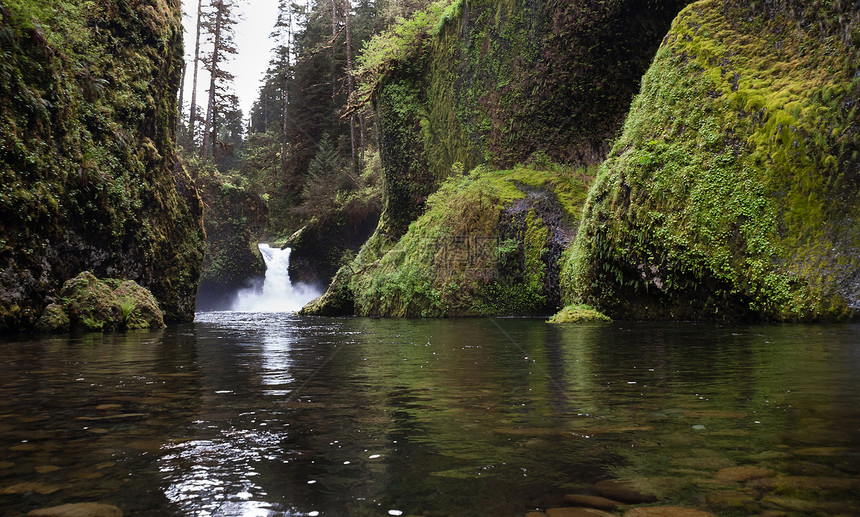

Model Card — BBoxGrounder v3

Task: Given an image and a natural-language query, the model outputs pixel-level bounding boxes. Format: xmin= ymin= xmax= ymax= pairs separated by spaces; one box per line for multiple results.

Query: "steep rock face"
xmin=376 ymin=0 xmax=689 ymax=237
xmin=195 ymin=171 xmax=268 ymax=311
xmin=306 ymin=0 xmax=689 ymax=315
xmin=0 ymin=0 xmax=204 ymax=330
xmin=563 ymin=0 xmax=860 ymax=320
xmin=302 ymin=165 xmax=591 ymax=318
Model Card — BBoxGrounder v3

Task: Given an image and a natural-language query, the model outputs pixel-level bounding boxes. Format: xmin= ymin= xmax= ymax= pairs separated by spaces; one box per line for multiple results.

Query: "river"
xmin=1 ymin=315 xmax=859 ymax=516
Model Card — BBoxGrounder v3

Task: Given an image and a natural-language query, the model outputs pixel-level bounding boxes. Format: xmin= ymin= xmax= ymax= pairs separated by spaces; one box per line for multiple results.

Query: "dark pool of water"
xmin=1 ymin=315 xmax=859 ymax=516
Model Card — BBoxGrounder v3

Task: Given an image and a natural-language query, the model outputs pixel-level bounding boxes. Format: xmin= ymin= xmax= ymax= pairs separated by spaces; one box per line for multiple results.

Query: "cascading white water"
xmin=231 ymin=244 xmax=320 ymax=312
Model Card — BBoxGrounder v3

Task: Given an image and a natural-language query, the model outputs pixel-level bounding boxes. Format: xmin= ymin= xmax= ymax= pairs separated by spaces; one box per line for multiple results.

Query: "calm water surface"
xmin=1 ymin=315 xmax=859 ymax=516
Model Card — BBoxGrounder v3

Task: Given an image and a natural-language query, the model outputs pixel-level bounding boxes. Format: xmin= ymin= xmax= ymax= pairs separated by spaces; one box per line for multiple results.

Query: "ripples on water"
xmin=0 ymin=314 xmax=859 ymax=516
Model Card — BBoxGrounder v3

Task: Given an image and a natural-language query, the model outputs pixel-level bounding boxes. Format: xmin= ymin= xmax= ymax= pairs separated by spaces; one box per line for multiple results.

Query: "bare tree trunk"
xmin=345 ymin=0 xmax=357 ymax=174
xmin=188 ymin=0 xmax=204 ymax=145
xmin=280 ymin=5 xmax=292 ymax=179
xmin=201 ymin=0 xmax=223 ymax=161
xmin=359 ymin=112 xmax=366 ymax=170
xmin=178 ymin=61 xmax=186 ymax=131
xmin=331 ymin=0 xmax=338 ymax=99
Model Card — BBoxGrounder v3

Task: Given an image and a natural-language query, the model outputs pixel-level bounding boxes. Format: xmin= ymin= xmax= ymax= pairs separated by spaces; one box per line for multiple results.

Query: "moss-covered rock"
xmin=562 ymin=0 xmax=860 ymax=321
xmin=309 ymin=0 xmax=689 ymax=315
xmin=36 ymin=271 xmax=164 ymax=332
xmin=369 ymin=0 xmax=688 ymax=238
xmin=304 ymin=165 xmax=592 ymax=317
xmin=194 ymin=164 xmax=268 ymax=310
xmin=0 ymin=0 xmax=204 ymax=331
xmin=548 ymin=304 xmax=611 ymax=324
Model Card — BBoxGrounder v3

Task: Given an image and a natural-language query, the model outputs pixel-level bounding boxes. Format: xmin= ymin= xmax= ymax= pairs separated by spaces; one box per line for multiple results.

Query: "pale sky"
xmin=181 ymin=0 xmax=281 ymax=122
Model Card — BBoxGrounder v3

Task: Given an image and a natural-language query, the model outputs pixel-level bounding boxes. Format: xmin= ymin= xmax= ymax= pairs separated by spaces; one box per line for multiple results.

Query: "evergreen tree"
xmin=188 ymin=0 xmax=205 ymax=147
xmin=201 ymin=0 xmax=240 ymax=162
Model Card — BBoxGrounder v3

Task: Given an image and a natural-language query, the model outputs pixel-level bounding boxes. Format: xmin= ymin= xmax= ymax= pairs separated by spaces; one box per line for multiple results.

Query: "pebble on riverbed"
xmin=563 ymin=494 xmax=622 ymax=511
xmin=622 ymin=507 xmax=716 ymax=517
xmin=24 ymin=502 xmax=122 ymax=517
xmin=594 ymin=479 xmax=658 ymax=503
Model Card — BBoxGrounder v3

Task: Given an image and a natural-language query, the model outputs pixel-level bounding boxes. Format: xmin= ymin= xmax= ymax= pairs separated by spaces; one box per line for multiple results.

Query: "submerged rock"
xmin=594 ymin=479 xmax=658 ymax=504
xmin=0 ymin=481 xmax=63 ymax=495
xmin=623 ymin=507 xmax=715 ymax=517
xmin=25 ymin=503 xmax=122 ymax=517
xmin=563 ymin=494 xmax=622 ymax=511
xmin=715 ymin=466 xmax=775 ymax=482
xmin=546 ymin=508 xmax=615 ymax=517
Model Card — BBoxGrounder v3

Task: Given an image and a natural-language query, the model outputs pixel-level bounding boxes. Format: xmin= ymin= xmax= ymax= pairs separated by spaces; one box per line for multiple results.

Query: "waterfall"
xmin=232 ymin=244 xmax=320 ymax=312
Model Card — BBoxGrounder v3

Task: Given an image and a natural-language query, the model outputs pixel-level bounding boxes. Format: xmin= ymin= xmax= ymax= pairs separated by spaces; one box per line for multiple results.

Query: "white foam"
xmin=231 ymin=244 xmax=320 ymax=312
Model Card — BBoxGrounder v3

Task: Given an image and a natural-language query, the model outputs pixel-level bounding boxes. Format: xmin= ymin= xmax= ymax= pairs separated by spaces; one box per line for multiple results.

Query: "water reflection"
xmin=1 ymin=318 xmax=859 ymax=515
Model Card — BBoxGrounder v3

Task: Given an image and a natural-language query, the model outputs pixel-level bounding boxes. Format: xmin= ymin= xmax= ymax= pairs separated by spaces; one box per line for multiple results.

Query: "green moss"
xmin=40 ymin=271 xmax=164 ymax=333
xmin=339 ymin=165 xmax=592 ymax=317
xmin=0 ymin=0 xmax=204 ymax=331
xmin=547 ymin=304 xmax=611 ymax=324
xmin=192 ymin=159 xmax=268 ymax=308
xmin=562 ymin=0 xmax=860 ymax=321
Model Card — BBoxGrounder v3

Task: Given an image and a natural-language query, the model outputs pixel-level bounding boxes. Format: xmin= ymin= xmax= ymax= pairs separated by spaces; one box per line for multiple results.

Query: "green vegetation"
xmin=0 ymin=0 xmax=204 ymax=331
xmin=305 ymin=164 xmax=594 ymax=317
xmin=562 ymin=0 xmax=860 ymax=321
xmin=189 ymin=156 xmax=269 ymax=310
xmin=35 ymin=271 xmax=165 ymax=332
xmin=547 ymin=305 xmax=611 ymax=324
xmin=308 ymin=0 xmax=688 ymax=315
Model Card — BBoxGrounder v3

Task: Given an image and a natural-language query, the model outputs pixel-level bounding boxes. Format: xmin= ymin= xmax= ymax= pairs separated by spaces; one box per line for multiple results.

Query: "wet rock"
xmin=705 ymin=489 xmax=761 ymax=512
xmin=760 ymin=495 xmax=852 ymax=514
xmin=546 ymin=508 xmax=616 ymax=517
xmin=0 ymin=481 xmax=63 ymax=495
xmin=0 ymin=461 xmax=14 ymax=469
xmin=747 ymin=451 xmax=791 ymax=461
xmin=11 ymin=442 xmax=40 ymax=451
xmin=25 ymin=503 xmax=122 ymax=517
xmin=747 ymin=476 xmax=860 ymax=494
xmin=51 ymin=272 xmax=165 ymax=332
xmin=793 ymin=446 xmax=850 ymax=456
xmin=35 ymin=303 xmax=70 ymax=333
xmin=623 ymin=507 xmax=715 ymax=517
xmin=563 ymin=494 xmax=622 ymax=510
xmin=682 ymin=410 xmax=747 ymax=419
xmin=594 ymin=479 xmax=658 ymax=503
xmin=76 ymin=413 xmax=147 ymax=422
xmin=716 ymin=466 xmax=774 ymax=482
xmin=525 ymin=512 xmax=547 ymax=517
xmin=35 ymin=465 xmax=62 ymax=474
xmin=671 ymin=456 xmax=735 ymax=470
xmin=95 ymin=404 xmax=123 ymax=411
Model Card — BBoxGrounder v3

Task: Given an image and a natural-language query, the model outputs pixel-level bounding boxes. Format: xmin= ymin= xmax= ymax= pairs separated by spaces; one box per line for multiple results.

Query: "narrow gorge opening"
xmin=231 ymin=244 xmax=320 ymax=313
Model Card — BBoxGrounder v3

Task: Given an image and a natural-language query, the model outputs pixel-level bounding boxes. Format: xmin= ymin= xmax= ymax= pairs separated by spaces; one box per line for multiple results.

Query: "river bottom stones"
xmin=24 ymin=503 xmax=123 ymax=517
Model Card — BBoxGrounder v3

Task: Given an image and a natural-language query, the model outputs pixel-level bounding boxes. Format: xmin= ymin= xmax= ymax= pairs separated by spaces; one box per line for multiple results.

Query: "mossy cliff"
xmin=304 ymin=164 xmax=592 ymax=317
xmin=372 ymin=0 xmax=688 ymax=237
xmin=194 ymin=165 xmax=268 ymax=311
xmin=562 ymin=0 xmax=860 ymax=321
xmin=306 ymin=0 xmax=688 ymax=315
xmin=0 ymin=0 xmax=204 ymax=331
